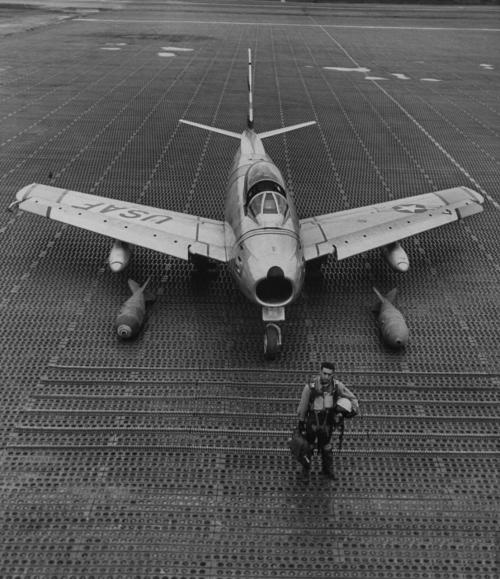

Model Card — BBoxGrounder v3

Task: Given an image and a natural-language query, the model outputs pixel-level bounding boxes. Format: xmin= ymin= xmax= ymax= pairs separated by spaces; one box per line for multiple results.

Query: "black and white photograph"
xmin=0 ymin=0 xmax=498 ymax=577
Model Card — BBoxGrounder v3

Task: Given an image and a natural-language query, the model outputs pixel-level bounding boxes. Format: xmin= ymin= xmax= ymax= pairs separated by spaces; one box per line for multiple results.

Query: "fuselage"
xmin=224 ymin=129 xmax=305 ymax=308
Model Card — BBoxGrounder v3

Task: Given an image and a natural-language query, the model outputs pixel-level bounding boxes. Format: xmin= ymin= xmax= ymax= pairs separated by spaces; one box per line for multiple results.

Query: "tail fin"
xmin=128 ymin=279 xmax=141 ymax=294
xmin=373 ymin=286 xmax=385 ymax=304
xmin=373 ymin=286 xmax=398 ymax=305
xmin=247 ymin=48 xmax=254 ymax=129
xmin=386 ymin=288 xmax=398 ymax=304
xmin=128 ymin=278 xmax=155 ymax=301
xmin=179 ymin=48 xmax=316 ymax=140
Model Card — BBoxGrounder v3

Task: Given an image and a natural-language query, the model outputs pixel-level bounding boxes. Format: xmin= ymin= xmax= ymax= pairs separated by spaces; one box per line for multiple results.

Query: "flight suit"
xmin=297 ymin=375 xmax=358 ymax=478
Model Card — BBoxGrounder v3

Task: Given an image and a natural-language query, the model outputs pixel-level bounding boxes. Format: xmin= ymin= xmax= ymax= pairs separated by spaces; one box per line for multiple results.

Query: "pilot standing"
xmin=296 ymin=362 xmax=359 ymax=479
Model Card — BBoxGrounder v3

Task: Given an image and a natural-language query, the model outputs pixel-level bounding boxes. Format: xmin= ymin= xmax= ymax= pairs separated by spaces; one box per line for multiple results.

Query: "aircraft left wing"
xmin=300 ymin=186 xmax=484 ymax=262
xmin=12 ymin=183 xmax=228 ymax=262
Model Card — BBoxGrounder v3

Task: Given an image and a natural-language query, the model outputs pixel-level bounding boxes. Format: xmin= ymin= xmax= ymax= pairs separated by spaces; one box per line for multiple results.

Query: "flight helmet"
xmin=336 ymin=397 xmax=353 ymax=416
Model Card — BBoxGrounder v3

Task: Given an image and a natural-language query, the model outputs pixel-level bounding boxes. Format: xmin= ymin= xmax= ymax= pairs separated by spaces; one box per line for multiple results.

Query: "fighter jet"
xmin=10 ymin=49 xmax=484 ymax=358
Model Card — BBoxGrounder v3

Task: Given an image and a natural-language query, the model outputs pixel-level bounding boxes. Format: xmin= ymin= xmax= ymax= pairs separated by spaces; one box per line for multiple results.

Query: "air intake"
xmin=256 ymin=267 xmax=294 ymax=304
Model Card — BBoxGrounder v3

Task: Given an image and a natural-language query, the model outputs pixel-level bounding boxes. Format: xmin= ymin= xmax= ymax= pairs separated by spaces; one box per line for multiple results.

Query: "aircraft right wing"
xmin=299 ymin=186 xmax=484 ymax=262
xmin=12 ymin=183 xmax=228 ymax=262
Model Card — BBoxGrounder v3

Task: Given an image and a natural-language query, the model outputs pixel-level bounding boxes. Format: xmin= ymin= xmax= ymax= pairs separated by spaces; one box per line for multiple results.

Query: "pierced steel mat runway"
xmin=0 ymin=1 xmax=498 ymax=578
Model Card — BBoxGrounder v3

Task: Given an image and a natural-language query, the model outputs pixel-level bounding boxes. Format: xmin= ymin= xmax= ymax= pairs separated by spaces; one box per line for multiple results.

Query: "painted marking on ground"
xmin=324 ymin=66 xmax=370 ymax=73
xmin=162 ymin=47 xmax=194 ymax=52
xmin=76 ymin=19 xmax=500 ymax=32
xmin=316 ymin=21 xmax=500 ymax=211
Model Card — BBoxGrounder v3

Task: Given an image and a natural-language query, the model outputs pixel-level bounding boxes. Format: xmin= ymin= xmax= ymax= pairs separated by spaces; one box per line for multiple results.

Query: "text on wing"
xmin=70 ymin=202 xmax=173 ymax=225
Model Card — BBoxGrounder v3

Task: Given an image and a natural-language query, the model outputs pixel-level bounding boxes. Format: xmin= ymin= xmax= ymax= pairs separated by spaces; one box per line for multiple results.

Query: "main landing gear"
xmin=263 ymin=307 xmax=285 ymax=360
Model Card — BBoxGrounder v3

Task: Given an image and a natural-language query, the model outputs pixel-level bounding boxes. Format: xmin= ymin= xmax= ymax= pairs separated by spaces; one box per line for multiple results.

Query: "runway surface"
xmin=0 ymin=1 xmax=498 ymax=577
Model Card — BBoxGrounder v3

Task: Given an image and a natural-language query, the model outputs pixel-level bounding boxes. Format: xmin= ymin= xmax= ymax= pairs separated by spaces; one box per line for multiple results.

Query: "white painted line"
xmin=480 ymin=64 xmax=494 ymax=70
xmin=100 ymin=47 xmax=121 ymax=51
xmin=324 ymin=66 xmax=370 ymax=73
xmin=162 ymin=46 xmax=194 ymax=52
xmin=421 ymin=78 xmax=441 ymax=82
xmin=392 ymin=73 xmax=411 ymax=80
xmin=76 ymin=19 xmax=500 ymax=32
xmin=365 ymin=76 xmax=387 ymax=81
xmin=158 ymin=52 xmax=176 ymax=58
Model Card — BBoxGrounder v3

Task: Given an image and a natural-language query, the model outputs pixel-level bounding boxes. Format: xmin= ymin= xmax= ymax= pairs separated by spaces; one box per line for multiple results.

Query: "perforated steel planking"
xmin=0 ymin=2 xmax=499 ymax=579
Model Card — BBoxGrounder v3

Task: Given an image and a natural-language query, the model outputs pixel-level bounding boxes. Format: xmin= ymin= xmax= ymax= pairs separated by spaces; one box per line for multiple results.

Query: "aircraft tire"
xmin=264 ymin=323 xmax=281 ymax=360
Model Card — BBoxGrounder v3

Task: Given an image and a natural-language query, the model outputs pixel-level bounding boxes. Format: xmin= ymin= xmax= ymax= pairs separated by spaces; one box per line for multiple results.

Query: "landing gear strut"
xmin=264 ymin=323 xmax=282 ymax=360
xmin=262 ymin=307 xmax=285 ymax=360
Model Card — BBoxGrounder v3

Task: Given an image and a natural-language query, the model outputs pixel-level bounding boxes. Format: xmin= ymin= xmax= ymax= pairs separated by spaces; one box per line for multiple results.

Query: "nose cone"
xmin=115 ymin=311 xmax=142 ymax=339
xmin=391 ymin=335 xmax=408 ymax=349
xmin=117 ymin=324 xmax=134 ymax=339
xmin=379 ymin=309 xmax=409 ymax=348
xmin=382 ymin=323 xmax=409 ymax=349
xmin=109 ymin=261 xmax=125 ymax=273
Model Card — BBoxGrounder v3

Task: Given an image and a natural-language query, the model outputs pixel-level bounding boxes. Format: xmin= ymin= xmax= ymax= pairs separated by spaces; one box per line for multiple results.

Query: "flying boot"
xmin=321 ymin=446 xmax=337 ymax=480
xmin=298 ymin=451 xmax=312 ymax=479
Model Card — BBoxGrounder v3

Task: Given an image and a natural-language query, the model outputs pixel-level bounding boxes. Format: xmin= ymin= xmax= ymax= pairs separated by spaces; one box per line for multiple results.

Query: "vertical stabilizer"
xmin=247 ymin=48 xmax=254 ymax=129
xmin=179 ymin=48 xmax=315 ymax=140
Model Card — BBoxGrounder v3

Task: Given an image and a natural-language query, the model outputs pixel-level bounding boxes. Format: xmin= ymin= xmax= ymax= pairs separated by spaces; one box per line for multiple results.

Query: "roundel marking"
xmin=393 ymin=204 xmax=427 ymax=214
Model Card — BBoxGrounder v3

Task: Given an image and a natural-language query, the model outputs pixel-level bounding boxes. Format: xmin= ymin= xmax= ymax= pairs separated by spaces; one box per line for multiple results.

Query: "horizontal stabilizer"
xmin=258 ymin=121 xmax=316 ymax=139
xmin=179 ymin=119 xmax=241 ymax=139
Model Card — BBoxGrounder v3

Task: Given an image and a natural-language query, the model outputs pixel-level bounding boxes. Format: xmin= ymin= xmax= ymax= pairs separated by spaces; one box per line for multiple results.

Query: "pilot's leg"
xmin=298 ymin=421 xmax=316 ymax=477
xmin=318 ymin=427 xmax=336 ymax=480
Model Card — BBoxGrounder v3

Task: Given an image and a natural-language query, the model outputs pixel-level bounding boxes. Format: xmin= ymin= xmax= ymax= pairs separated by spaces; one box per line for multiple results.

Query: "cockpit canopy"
xmin=248 ymin=189 xmax=288 ymax=220
xmin=245 ymin=161 xmax=288 ymax=225
xmin=246 ymin=161 xmax=284 ymax=192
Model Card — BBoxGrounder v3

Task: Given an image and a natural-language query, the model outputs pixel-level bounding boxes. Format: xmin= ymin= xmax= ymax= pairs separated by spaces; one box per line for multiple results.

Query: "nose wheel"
xmin=264 ymin=323 xmax=282 ymax=360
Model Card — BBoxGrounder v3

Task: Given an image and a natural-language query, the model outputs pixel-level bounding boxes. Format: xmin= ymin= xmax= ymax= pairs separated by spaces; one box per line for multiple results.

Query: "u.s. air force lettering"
xmin=71 ymin=202 xmax=173 ymax=224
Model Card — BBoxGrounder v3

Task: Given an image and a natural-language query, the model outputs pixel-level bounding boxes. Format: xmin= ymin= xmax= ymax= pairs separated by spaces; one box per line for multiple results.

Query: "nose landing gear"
xmin=264 ymin=323 xmax=282 ymax=360
xmin=262 ymin=306 xmax=285 ymax=360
